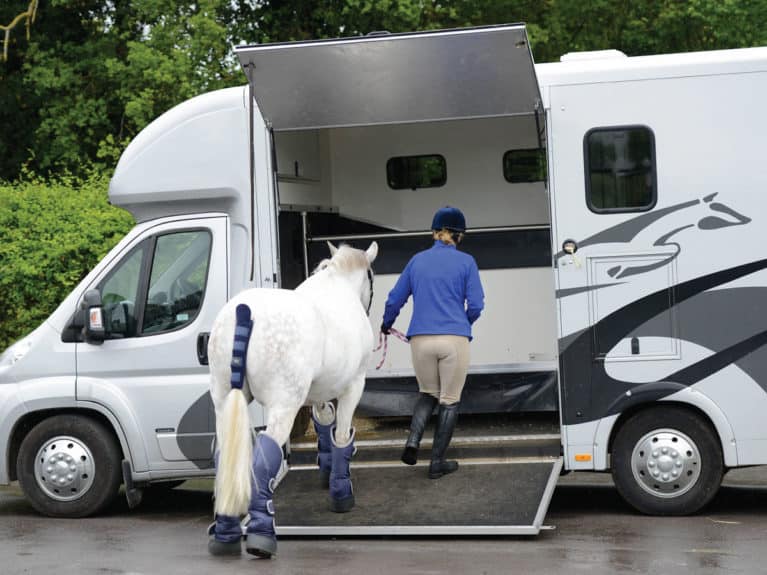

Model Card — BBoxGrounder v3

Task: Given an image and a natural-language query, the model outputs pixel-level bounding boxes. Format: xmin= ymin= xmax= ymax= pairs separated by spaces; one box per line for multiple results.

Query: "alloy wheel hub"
xmin=630 ymin=428 xmax=701 ymax=499
xmin=34 ymin=436 xmax=95 ymax=502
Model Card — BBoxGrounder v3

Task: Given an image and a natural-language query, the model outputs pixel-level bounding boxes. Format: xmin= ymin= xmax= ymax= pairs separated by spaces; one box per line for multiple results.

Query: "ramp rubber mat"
xmin=273 ymin=458 xmax=561 ymax=535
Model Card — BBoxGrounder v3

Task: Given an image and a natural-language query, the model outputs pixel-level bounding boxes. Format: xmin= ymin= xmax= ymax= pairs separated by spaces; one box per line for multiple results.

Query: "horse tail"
xmin=215 ymin=388 xmax=252 ymax=516
xmin=214 ymin=304 xmax=254 ymax=517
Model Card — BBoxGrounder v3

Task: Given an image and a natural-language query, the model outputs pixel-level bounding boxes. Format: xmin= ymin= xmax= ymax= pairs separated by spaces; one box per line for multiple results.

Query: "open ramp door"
xmin=276 ymin=418 xmax=562 ymax=535
xmin=235 ymin=24 xmax=542 ymax=131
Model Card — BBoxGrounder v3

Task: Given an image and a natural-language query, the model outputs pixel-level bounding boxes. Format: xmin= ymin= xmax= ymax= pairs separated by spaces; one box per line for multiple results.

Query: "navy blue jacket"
xmin=383 ymin=241 xmax=484 ymax=339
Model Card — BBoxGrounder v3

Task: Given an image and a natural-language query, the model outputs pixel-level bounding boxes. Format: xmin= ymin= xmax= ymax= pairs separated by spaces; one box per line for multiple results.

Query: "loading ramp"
xmin=274 ymin=415 xmax=562 ymax=535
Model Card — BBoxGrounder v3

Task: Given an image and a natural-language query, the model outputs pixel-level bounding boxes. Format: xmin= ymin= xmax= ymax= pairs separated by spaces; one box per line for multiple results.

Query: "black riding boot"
xmin=401 ymin=393 xmax=438 ymax=465
xmin=428 ymin=403 xmax=460 ymax=479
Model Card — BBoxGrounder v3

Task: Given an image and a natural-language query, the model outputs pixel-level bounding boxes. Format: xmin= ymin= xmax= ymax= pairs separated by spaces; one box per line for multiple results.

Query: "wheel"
xmin=611 ymin=406 xmax=723 ymax=515
xmin=17 ymin=415 xmax=123 ymax=518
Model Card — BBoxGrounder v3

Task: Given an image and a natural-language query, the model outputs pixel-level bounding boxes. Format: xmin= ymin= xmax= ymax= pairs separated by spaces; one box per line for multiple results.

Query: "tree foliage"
xmin=2 ymin=0 xmax=766 ymax=181
xmin=1 ymin=0 xmax=239 ymax=179
xmin=0 ymin=173 xmax=134 ymax=349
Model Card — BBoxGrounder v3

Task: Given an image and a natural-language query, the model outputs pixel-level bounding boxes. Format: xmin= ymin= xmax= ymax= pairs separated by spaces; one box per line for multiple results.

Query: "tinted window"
xmin=142 ymin=231 xmax=211 ymax=334
xmin=585 ymin=126 xmax=656 ymax=212
xmin=386 ymin=155 xmax=446 ymax=190
xmin=503 ymin=148 xmax=547 ymax=183
xmin=100 ymin=242 xmax=147 ymax=339
xmin=97 ymin=230 xmax=212 ymax=339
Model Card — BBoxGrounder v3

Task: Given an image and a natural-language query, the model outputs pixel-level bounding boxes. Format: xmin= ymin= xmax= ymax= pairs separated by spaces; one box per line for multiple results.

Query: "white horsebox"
xmin=1 ymin=24 xmax=767 ymax=534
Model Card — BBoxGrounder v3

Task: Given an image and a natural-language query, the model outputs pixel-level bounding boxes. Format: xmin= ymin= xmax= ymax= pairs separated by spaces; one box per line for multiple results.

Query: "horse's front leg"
xmin=328 ymin=373 xmax=365 ymax=513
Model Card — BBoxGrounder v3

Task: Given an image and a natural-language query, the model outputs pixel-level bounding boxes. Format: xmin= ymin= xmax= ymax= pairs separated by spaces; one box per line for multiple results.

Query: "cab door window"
xmin=142 ymin=231 xmax=211 ymax=334
xmin=100 ymin=242 xmax=147 ymax=338
xmin=98 ymin=229 xmax=211 ymax=339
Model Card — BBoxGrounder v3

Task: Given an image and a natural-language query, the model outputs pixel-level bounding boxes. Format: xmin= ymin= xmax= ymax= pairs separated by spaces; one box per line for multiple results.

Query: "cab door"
xmin=75 ymin=215 xmax=228 ymax=473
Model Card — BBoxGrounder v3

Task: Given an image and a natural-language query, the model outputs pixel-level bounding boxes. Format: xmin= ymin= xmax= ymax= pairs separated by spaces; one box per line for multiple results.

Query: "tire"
xmin=611 ymin=406 xmax=723 ymax=516
xmin=17 ymin=415 xmax=123 ymax=518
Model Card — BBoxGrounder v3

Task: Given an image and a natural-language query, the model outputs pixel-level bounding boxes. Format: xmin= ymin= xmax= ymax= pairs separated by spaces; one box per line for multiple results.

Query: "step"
xmin=289 ymin=433 xmax=561 ymax=465
xmin=288 ymin=413 xmax=561 ymax=465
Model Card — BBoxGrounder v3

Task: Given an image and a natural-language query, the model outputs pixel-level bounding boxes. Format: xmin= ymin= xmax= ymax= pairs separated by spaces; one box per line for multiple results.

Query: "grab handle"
xmin=197 ymin=332 xmax=210 ymax=365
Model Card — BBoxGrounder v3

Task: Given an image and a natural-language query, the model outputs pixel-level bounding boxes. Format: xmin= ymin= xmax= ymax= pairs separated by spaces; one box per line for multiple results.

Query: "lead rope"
xmin=373 ymin=328 xmax=409 ymax=370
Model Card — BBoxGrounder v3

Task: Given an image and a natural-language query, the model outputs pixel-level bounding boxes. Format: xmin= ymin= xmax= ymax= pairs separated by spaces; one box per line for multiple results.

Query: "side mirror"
xmin=81 ymin=289 xmax=105 ymax=345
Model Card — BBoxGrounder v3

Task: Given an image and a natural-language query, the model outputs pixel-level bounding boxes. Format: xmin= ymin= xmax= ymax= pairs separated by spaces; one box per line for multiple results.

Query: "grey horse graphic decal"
xmin=557 ymin=193 xmax=761 ymax=426
xmin=557 ymin=193 xmax=751 ymax=295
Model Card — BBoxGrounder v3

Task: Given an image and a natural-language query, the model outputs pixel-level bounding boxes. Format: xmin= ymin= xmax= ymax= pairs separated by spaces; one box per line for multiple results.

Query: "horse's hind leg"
xmin=245 ymin=390 xmax=306 ymax=558
xmin=311 ymin=402 xmax=336 ymax=488
xmin=328 ymin=374 xmax=365 ymax=513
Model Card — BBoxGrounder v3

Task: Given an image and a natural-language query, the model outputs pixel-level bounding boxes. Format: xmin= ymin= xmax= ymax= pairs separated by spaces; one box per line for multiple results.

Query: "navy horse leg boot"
xmin=208 ymin=513 xmax=243 ymax=556
xmin=312 ymin=403 xmax=336 ymax=488
xmin=428 ymin=403 xmax=460 ymax=479
xmin=245 ymin=433 xmax=283 ymax=558
xmin=329 ymin=427 xmax=356 ymax=513
xmin=208 ymin=451 xmax=243 ymax=556
xmin=401 ymin=393 xmax=438 ymax=465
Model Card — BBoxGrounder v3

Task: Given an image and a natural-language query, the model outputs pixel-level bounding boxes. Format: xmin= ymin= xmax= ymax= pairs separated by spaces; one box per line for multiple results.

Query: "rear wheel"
xmin=17 ymin=415 xmax=122 ymax=517
xmin=611 ymin=406 xmax=723 ymax=515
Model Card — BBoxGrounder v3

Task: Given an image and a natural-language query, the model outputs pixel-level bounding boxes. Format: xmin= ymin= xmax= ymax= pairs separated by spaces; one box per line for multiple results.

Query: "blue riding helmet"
xmin=431 ymin=206 xmax=466 ymax=232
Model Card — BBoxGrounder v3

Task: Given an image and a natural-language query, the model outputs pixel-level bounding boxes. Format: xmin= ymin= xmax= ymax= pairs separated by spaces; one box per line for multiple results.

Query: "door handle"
xmin=197 ymin=332 xmax=210 ymax=365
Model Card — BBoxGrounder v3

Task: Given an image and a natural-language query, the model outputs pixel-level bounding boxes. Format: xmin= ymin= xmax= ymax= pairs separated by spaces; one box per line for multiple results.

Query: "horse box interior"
xmin=272 ymin=116 xmax=559 ymax=414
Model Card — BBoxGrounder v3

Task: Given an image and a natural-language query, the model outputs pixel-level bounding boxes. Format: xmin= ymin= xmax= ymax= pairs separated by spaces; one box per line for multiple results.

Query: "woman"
xmin=381 ymin=206 xmax=484 ymax=479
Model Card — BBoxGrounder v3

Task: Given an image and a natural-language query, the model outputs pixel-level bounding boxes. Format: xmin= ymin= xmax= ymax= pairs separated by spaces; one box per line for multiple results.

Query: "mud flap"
xmin=121 ymin=459 xmax=144 ymax=510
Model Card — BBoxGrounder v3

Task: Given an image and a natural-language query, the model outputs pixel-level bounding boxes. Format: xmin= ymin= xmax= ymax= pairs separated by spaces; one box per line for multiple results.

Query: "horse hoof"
xmin=208 ymin=537 xmax=242 ymax=556
xmin=245 ymin=533 xmax=277 ymax=558
xmin=329 ymin=494 xmax=355 ymax=513
xmin=319 ymin=470 xmax=330 ymax=489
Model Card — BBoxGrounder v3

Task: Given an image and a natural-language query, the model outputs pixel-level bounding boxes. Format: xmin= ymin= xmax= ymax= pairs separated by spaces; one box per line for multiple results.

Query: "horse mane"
xmin=312 ymin=244 xmax=370 ymax=275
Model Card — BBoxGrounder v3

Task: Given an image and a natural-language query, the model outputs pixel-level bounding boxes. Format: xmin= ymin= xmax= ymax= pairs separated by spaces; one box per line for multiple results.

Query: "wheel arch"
xmin=8 ymin=408 xmax=127 ymax=482
xmin=602 ymin=388 xmax=737 ymax=468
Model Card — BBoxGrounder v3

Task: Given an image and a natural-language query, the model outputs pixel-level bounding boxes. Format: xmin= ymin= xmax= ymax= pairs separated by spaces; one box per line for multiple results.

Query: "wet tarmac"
xmin=2 ymin=468 xmax=767 ymax=574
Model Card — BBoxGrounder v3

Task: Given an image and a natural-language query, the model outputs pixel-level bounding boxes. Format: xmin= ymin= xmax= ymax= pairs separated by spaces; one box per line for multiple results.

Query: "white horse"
xmin=206 ymin=241 xmax=378 ymax=558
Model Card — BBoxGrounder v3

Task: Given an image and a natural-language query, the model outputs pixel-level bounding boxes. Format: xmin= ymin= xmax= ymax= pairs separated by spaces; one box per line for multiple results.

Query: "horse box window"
xmin=503 ymin=148 xmax=546 ymax=183
xmin=585 ymin=126 xmax=657 ymax=213
xmin=386 ymin=154 xmax=446 ymax=190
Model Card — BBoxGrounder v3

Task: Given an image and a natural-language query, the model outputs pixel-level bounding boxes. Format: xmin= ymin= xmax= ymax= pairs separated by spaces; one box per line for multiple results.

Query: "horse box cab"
xmin=2 ymin=25 xmax=767 ymax=531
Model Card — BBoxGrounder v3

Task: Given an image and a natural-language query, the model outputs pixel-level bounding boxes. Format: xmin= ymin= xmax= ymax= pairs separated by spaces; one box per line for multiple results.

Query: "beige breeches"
xmin=410 ymin=335 xmax=470 ymax=405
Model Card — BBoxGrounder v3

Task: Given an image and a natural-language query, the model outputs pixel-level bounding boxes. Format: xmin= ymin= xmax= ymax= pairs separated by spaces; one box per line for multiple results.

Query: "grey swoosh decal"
xmin=698 ymin=202 xmax=751 ymax=230
xmin=667 ymin=328 xmax=767 ymax=388
xmin=556 ymin=282 xmax=624 ymax=299
xmin=559 ymin=258 xmax=767 ymax=425
xmin=609 ymin=224 xmax=692 ymax=279
xmin=554 ymin=199 xmax=700 ymax=259
xmin=176 ymin=391 xmax=215 ymax=469
xmin=623 ymin=287 xmax=767 ymax=392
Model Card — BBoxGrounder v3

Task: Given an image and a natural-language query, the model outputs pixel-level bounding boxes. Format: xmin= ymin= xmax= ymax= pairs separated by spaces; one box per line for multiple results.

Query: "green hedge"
xmin=0 ymin=174 xmax=135 ymax=350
